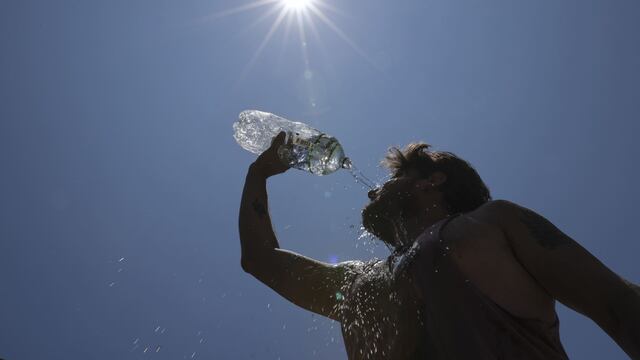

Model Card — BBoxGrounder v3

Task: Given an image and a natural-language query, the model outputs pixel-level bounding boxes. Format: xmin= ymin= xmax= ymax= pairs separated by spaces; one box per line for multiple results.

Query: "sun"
xmin=207 ymin=0 xmax=373 ymax=87
xmin=281 ymin=0 xmax=313 ymax=11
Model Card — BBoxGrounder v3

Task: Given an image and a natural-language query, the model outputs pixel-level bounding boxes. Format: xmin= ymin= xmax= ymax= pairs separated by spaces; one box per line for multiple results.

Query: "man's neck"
xmin=403 ymin=207 xmax=453 ymax=244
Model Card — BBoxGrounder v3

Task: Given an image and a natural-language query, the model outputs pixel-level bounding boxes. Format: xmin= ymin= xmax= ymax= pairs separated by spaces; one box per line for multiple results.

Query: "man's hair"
xmin=382 ymin=143 xmax=492 ymax=214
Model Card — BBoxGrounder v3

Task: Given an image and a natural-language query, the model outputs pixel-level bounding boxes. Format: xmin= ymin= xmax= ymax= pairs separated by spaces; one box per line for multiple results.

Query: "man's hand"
xmin=251 ymin=131 xmax=290 ymax=178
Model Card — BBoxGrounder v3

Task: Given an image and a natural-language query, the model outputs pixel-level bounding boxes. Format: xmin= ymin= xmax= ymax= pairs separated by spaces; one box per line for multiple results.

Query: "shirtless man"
xmin=239 ymin=132 xmax=640 ymax=359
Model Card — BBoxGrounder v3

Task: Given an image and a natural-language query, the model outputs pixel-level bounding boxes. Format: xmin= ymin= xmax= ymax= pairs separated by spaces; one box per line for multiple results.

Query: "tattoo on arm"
xmin=517 ymin=207 xmax=573 ymax=250
xmin=252 ymin=198 xmax=268 ymax=219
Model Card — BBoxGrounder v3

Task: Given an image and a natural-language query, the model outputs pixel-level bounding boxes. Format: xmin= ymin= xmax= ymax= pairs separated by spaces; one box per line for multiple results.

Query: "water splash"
xmin=355 ymin=226 xmax=382 ymax=254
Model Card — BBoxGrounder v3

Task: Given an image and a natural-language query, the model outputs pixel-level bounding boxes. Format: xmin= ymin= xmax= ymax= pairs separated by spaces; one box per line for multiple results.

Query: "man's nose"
xmin=367 ymin=188 xmax=379 ymax=200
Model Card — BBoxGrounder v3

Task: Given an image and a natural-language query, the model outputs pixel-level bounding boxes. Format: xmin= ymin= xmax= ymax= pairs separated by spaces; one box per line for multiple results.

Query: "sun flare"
xmin=281 ymin=0 xmax=313 ymax=11
xmin=208 ymin=0 xmax=372 ymax=88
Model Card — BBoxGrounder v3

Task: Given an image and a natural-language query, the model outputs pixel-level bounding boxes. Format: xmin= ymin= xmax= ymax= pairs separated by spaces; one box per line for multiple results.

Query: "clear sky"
xmin=1 ymin=0 xmax=639 ymax=359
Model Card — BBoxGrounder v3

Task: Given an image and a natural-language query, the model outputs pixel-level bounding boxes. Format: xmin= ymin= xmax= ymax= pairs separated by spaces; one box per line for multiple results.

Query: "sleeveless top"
xmin=338 ymin=213 xmax=570 ymax=359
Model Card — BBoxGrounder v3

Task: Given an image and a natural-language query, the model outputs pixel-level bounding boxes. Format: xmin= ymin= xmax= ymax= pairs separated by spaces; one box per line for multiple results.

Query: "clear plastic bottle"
xmin=233 ymin=110 xmax=352 ymax=175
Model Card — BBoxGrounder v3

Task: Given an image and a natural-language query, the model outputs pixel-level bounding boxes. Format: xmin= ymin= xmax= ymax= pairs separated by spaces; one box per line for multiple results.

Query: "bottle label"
xmin=289 ymin=132 xmax=312 ymax=147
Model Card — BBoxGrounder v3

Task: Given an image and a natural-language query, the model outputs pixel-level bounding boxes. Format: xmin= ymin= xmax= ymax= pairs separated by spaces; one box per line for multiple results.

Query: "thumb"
xmin=270 ymin=131 xmax=287 ymax=148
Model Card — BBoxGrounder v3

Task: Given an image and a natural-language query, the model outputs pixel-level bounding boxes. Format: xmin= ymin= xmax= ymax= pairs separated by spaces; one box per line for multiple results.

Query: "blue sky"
xmin=1 ymin=0 xmax=639 ymax=359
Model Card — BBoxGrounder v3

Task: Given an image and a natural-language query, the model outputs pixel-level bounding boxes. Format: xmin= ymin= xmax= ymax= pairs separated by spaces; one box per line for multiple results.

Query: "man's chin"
xmin=362 ymin=208 xmax=396 ymax=246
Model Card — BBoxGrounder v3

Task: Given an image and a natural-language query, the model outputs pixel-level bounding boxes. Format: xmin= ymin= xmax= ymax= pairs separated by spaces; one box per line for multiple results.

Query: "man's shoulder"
xmin=444 ymin=200 xmax=520 ymax=245
xmin=467 ymin=199 xmax=521 ymax=227
xmin=475 ymin=199 xmax=519 ymax=214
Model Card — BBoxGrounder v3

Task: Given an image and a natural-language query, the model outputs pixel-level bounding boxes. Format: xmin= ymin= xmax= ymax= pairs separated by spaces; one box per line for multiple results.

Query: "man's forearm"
xmin=239 ymin=164 xmax=280 ymax=264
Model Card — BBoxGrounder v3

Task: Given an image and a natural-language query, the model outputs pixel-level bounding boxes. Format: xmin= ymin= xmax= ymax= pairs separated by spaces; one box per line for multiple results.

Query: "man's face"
xmin=361 ymin=171 xmax=422 ymax=246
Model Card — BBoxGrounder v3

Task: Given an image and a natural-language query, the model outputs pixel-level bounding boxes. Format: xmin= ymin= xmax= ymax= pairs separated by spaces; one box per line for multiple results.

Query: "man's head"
xmin=361 ymin=142 xmax=492 ymax=250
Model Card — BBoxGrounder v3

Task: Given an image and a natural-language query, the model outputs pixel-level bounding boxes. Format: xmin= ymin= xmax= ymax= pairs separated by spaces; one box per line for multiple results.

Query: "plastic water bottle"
xmin=233 ymin=110 xmax=352 ymax=176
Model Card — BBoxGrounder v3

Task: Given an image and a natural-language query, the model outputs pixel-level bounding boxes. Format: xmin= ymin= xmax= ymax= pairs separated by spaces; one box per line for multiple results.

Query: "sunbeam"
xmin=306 ymin=3 xmax=376 ymax=68
xmin=237 ymin=3 xmax=285 ymax=38
xmin=209 ymin=0 xmax=373 ymax=88
xmin=204 ymin=0 xmax=278 ymax=20
xmin=282 ymin=0 xmax=314 ymax=11
xmin=235 ymin=6 xmax=290 ymax=88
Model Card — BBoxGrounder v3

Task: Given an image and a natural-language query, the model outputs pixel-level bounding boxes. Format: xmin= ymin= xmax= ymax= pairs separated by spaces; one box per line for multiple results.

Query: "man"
xmin=239 ymin=132 xmax=640 ymax=359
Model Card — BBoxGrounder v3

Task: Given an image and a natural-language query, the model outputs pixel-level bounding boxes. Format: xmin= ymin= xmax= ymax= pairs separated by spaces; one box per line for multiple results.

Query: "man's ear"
xmin=414 ymin=178 xmax=432 ymax=191
xmin=415 ymin=171 xmax=447 ymax=191
xmin=429 ymin=171 xmax=447 ymax=187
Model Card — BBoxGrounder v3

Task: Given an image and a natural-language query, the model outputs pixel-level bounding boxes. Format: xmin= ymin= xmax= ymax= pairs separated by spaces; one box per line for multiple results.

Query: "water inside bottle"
xmin=279 ymin=133 xmax=361 ymax=176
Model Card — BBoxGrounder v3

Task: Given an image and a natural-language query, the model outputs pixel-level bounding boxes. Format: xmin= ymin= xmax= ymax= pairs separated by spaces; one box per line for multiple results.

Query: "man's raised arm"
xmin=490 ymin=200 xmax=640 ymax=359
xmin=238 ymin=132 xmax=354 ymax=321
xmin=238 ymin=152 xmax=285 ymax=266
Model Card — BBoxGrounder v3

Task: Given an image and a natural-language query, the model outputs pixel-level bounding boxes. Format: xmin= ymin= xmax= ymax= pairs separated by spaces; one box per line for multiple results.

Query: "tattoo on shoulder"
xmin=252 ymin=198 xmax=268 ymax=219
xmin=517 ymin=207 xmax=573 ymax=250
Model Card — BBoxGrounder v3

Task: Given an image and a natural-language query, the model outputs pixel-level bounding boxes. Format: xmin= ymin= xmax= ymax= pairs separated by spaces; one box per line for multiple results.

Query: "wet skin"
xmin=240 ymin=136 xmax=640 ymax=358
xmin=361 ymin=174 xmax=558 ymax=322
xmin=361 ymin=168 xmax=450 ymax=249
xmin=361 ymin=175 xmax=416 ymax=247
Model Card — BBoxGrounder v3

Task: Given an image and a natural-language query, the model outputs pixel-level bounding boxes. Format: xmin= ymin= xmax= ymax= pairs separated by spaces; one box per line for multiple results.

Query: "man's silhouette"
xmin=239 ymin=132 xmax=640 ymax=359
